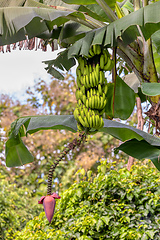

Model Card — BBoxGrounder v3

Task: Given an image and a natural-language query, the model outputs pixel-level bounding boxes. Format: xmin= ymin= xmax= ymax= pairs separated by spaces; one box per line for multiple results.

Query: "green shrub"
xmin=13 ymin=160 xmax=160 ymax=239
xmin=0 ymin=168 xmax=41 ymax=239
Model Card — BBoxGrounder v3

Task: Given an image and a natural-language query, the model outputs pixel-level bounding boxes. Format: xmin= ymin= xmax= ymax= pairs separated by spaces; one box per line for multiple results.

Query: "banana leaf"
xmin=6 ymin=115 xmax=160 ymax=168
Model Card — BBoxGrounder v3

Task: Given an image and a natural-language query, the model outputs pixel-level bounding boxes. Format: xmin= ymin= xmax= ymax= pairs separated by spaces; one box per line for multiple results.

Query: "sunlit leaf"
xmin=141 ymin=82 xmax=160 ymax=96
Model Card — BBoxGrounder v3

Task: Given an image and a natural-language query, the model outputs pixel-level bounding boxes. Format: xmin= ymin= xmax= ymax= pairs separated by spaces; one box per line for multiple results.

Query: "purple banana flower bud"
xmin=38 ymin=193 xmax=61 ymax=223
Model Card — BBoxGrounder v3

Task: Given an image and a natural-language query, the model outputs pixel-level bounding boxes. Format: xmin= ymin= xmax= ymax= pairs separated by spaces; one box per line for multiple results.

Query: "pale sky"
xmin=0 ymin=48 xmax=58 ymax=101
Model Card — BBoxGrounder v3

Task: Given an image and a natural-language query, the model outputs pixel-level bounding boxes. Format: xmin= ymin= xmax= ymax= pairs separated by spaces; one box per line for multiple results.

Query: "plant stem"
xmin=47 ymin=132 xmax=87 ymax=195
xmin=134 ymin=0 xmax=140 ymax=11
xmin=95 ymin=0 xmax=117 ymax=22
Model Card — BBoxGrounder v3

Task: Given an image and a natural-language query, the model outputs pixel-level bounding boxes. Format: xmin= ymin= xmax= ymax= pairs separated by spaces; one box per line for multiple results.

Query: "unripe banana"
xmin=95 ymin=63 xmax=100 ymax=79
xmin=99 ymin=71 xmax=104 ymax=84
xmin=80 ymin=76 xmax=84 ymax=85
xmin=86 ymin=75 xmax=90 ymax=88
xmin=98 ymin=84 xmax=103 ymax=95
xmin=103 ymin=50 xmax=109 ymax=64
xmin=74 ymin=108 xmax=79 ymax=121
xmin=76 ymin=67 xmax=81 ymax=79
xmin=89 ymin=46 xmax=95 ymax=57
xmin=102 ymin=99 xmax=107 ymax=109
xmin=76 ymin=76 xmax=81 ymax=88
xmin=93 ymin=44 xmax=101 ymax=55
xmin=99 ymin=117 xmax=104 ymax=129
xmin=84 ymin=116 xmax=90 ymax=128
xmin=80 ymin=58 xmax=85 ymax=73
xmin=82 ymin=94 xmax=86 ymax=105
xmin=91 ymin=95 xmax=95 ymax=109
xmin=77 ymin=122 xmax=84 ymax=132
xmin=78 ymin=115 xmax=88 ymax=128
xmin=89 ymin=73 xmax=93 ymax=88
xmin=89 ymin=64 xmax=92 ymax=73
xmin=104 ymin=58 xmax=114 ymax=71
xmin=100 ymin=54 xmax=105 ymax=69
xmin=92 ymin=115 xmax=96 ymax=128
xmin=103 ymin=84 xmax=108 ymax=95
xmin=81 ymin=85 xmax=85 ymax=94
xmin=86 ymin=99 xmax=89 ymax=108
xmin=75 ymin=46 xmax=110 ymax=133
xmin=96 ymin=114 xmax=100 ymax=128
xmin=75 ymin=89 xmax=79 ymax=100
xmin=89 ymin=97 xmax=92 ymax=109
xmin=80 ymin=107 xmax=85 ymax=119
xmin=93 ymin=45 xmax=97 ymax=55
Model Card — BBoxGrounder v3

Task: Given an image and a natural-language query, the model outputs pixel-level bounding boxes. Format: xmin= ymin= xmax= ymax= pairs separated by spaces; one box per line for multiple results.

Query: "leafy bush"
xmin=13 ymin=160 xmax=160 ymax=240
xmin=0 ymin=166 xmax=41 ymax=239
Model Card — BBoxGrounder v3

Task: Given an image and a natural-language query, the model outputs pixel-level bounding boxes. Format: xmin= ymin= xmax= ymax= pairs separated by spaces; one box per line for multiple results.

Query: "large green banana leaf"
xmin=0 ymin=1 xmax=160 ymax=48
xmin=5 ymin=115 xmax=160 ymax=169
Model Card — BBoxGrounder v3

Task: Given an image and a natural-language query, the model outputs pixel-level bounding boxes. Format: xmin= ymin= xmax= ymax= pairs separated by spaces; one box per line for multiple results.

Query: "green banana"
xmin=104 ymin=58 xmax=114 ymax=71
xmin=100 ymin=54 xmax=105 ymax=69
xmin=75 ymin=46 xmax=110 ymax=133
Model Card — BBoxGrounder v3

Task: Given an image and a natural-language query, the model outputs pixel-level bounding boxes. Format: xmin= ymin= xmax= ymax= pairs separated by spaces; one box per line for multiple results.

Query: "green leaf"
xmin=5 ymin=115 xmax=77 ymax=167
xmin=96 ymin=219 xmax=103 ymax=231
xmin=146 ymin=230 xmax=155 ymax=239
xmin=101 ymin=216 xmax=110 ymax=225
xmin=152 ymin=29 xmax=160 ymax=54
xmin=5 ymin=135 xmax=34 ymax=167
xmin=11 ymin=115 xmax=77 ymax=137
xmin=114 ymin=76 xmax=135 ymax=120
xmin=43 ymin=49 xmax=76 ymax=79
xmin=78 ymin=4 xmax=111 ymax=23
xmin=101 ymin=119 xmax=160 ymax=146
xmin=69 ymin=2 xmax=160 ymax=57
xmin=59 ymin=22 xmax=89 ymax=44
xmin=141 ymin=82 xmax=160 ymax=96
xmin=116 ymin=139 xmax=160 ymax=171
xmin=105 ymin=83 xmax=114 ymax=119
xmin=7 ymin=116 xmax=160 ymax=167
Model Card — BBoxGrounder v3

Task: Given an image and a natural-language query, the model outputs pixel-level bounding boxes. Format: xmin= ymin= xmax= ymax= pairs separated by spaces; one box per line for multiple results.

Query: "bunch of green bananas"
xmin=74 ymin=45 xmax=113 ymax=133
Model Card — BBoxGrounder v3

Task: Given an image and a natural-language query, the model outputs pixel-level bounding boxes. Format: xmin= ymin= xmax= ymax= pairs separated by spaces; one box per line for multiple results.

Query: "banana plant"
xmin=2 ymin=0 xmax=160 ymax=206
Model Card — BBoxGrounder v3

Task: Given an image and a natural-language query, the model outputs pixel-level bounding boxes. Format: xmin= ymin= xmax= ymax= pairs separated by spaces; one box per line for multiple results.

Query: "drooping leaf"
xmin=6 ymin=115 xmax=160 ymax=167
xmin=115 ymin=139 xmax=160 ymax=171
xmin=10 ymin=115 xmax=160 ymax=146
xmin=68 ymin=2 xmax=160 ymax=57
xmin=43 ymin=49 xmax=76 ymax=79
xmin=113 ymin=76 xmax=135 ymax=120
xmin=11 ymin=115 xmax=77 ymax=138
xmin=101 ymin=119 xmax=160 ymax=146
xmin=78 ymin=4 xmax=111 ymax=23
xmin=141 ymin=82 xmax=160 ymax=96
xmin=59 ymin=22 xmax=89 ymax=45
xmin=5 ymin=135 xmax=34 ymax=167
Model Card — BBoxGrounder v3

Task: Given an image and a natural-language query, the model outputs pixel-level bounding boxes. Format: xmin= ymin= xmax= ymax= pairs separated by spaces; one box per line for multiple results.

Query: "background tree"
xmin=0 ymin=0 xmax=160 ymax=172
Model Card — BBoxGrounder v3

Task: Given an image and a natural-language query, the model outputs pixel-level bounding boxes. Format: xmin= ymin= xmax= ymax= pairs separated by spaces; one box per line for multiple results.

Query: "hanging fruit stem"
xmin=47 ymin=132 xmax=87 ymax=195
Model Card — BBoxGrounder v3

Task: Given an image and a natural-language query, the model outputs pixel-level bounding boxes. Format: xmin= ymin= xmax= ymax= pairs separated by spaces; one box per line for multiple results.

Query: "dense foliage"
xmin=12 ymin=160 xmax=160 ymax=240
xmin=0 ymin=165 xmax=41 ymax=240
